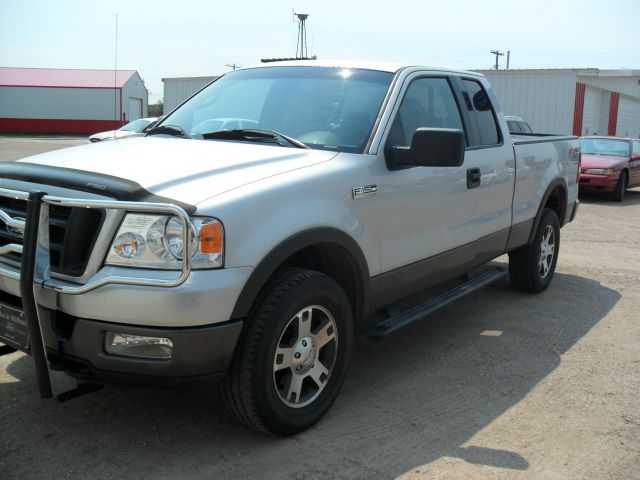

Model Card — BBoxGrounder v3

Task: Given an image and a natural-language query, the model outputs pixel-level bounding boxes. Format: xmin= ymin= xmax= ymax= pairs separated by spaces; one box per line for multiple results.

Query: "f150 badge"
xmin=352 ymin=185 xmax=377 ymax=200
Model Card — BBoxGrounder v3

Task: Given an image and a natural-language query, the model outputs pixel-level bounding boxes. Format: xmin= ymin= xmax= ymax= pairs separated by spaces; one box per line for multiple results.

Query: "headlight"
xmin=105 ymin=214 xmax=223 ymax=269
xmin=583 ymin=168 xmax=615 ymax=175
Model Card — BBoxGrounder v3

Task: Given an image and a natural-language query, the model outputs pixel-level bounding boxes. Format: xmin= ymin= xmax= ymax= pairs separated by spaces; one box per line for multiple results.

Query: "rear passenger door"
xmin=377 ymin=73 xmax=515 ymax=273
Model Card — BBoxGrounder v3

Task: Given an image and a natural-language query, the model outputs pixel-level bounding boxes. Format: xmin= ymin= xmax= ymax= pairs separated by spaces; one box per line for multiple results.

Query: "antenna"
xmin=294 ymin=12 xmax=309 ymax=59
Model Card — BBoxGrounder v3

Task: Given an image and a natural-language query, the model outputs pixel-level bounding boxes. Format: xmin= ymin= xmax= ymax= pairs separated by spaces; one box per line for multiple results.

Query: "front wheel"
xmin=222 ymin=269 xmax=353 ymax=436
xmin=509 ymin=208 xmax=560 ymax=293
xmin=611 ymin=170 xmax=628 ymax=203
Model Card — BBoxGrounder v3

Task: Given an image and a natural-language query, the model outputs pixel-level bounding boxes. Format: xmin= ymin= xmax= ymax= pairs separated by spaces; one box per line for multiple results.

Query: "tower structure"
xmin=295 ymin=12 xmax=309 ymax=59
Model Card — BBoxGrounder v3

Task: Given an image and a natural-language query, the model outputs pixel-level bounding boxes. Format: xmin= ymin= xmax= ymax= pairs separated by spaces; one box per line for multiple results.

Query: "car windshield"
xmin=160 ymin=66 xmax=394 ymax=153
xmin=581 ymin=138 xmax=630 ymax=157
xmin=120 ymin=119 xmax=152 ymax=132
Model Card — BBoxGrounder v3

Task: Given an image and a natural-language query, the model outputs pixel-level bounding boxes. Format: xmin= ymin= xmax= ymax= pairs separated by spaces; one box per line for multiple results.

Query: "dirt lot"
xmin=0 ymin=137 xmax=638 ymax=479
xmin=0 ymin=135 xmax=86 ymax=161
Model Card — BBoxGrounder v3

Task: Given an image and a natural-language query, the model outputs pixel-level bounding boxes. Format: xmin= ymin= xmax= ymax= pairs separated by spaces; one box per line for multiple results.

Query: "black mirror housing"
xmin=387 ymin=128 xmax=465 ymax=170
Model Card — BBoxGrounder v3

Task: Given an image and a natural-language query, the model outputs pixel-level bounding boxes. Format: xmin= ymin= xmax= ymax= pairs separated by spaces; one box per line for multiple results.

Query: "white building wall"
xmin=580 ymin=73 xmax=640 ymax=100
xmin=121 ymin=72 xmax=148 ymax=123
xmin=163 ymin=76 xmax=216 ymax=113
xmin=477 ymin=70 xmax=577 ymax=134
xmin=0 ymin=86 xmax=120 ymax=120
xmin=616 ymin=95 xmax=640 ymax=138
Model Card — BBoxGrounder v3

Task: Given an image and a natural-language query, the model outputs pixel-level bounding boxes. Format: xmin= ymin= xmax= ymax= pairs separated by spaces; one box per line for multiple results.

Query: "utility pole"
xmin=506 ymin=51 xmax=510 ymax=70
xmin=225 ymin=63 xmax=240 ymax=70
xmin=490 ymin=50 xmax=504 ymax=70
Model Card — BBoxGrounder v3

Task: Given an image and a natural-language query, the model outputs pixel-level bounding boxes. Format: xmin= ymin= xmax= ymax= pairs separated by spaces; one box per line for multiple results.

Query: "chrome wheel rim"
xmin=538 ymin=225 xmax=555 ymax=278
xmin=273 ymin=305 xmax=338 ymax=408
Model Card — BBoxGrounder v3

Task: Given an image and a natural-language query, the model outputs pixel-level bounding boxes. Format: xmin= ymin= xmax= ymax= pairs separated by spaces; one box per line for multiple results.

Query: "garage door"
xmin=582 ymin=86 xmax=608 ymax=135
xmin=128 ymin=98 xmax=143 ymax=122
xmin=616 ymin=95 xmax=640 ymax=138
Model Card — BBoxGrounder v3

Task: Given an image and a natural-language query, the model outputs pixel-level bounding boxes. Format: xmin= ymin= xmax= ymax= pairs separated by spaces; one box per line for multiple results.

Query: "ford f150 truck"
xmin=0 ymin=61 xmax=579 ymax=435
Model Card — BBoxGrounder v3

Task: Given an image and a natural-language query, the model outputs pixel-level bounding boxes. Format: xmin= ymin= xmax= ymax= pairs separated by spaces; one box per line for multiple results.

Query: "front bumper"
xmin=43 ymin=314 xmax=243 ymax=387
xmin=578 ymin=173 xmax=619 ymax=192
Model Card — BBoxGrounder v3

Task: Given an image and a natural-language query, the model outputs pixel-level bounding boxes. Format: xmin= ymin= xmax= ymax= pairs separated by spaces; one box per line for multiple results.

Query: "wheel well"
xmin=278 ymin=244 xmax=363 ymax=321
xmin=544 ymin=185 xmax=566 ymax=223
xmin=622 ymin=168 xmax=629 ymax=182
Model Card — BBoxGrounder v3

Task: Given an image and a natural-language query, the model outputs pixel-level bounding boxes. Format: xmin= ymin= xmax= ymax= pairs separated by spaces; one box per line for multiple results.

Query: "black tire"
xmin=509 ymin=208 xmax=560 ymax=293
xmin=222 ymin=269 xmax=354 ymax=436
xmin=611 ymin=170 xmax=628 ymax=203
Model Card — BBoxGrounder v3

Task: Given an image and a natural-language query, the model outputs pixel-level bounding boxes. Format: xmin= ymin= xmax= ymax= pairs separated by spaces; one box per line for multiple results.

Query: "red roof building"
xmin=0 ymin=67 xmax=148 ymax=134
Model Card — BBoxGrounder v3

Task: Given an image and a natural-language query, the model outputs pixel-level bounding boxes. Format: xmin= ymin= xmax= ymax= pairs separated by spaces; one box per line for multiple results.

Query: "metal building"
xmin=0 ymin=67 xmax=148 ymax=134
xmin=475 ymin=69 xmax=640 ymax=138
xmin=162 ymin=76 xmax=217 ymax=113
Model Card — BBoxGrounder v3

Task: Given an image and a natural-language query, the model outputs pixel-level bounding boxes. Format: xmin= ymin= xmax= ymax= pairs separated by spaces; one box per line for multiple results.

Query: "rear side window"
xmin=386 ymin=77 xmax=464 ymax=148
xmin=520 ymin=122 xmax=533 ymax=133
xmin=507 ymin=120 xmax=520 ymax=133
xmin=462 ymin=79 xmax=500 ymax=145
xmin=633 ymin=141 xmax=640 ymax=155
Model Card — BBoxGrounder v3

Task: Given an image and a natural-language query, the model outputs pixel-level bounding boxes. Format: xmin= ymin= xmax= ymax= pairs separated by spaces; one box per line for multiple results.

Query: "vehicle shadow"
xmin=0 ymin=271 xmax=620 ymax=479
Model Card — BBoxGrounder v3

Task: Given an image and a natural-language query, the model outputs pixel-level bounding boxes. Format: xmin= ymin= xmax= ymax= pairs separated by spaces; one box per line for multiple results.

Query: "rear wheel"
xmin=509 ymin=208 xmax=560 ymax=293
xmin=222 ymin=269 xmax=353 ymax=436
xmin=611 ymin=170 xmax=628 ymax=203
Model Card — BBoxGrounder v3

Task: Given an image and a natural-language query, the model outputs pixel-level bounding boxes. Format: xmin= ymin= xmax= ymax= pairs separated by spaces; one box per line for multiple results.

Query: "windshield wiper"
xmin=200 ymin=129 xmax=309 ymax=149
xmin=146 ymin=124 xmax=191 ymax=139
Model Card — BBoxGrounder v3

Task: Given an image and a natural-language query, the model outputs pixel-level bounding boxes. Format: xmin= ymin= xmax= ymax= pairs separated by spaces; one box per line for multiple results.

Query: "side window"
xmin=520 ymin=122 xmax=533 ymax=133
xmin=386 ymin=77 xmax=464 ymax=148
xmin=507 ymin=120 xmax=520 ymax=133
xmin=461 ymin=79 xmax=500 ymax=145
xmin=633 ymin=141 xmax=640 ymax=155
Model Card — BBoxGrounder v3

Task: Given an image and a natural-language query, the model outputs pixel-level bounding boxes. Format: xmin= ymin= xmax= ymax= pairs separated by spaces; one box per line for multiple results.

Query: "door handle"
xmin=467 ymin=168 xmax=481 ymax=189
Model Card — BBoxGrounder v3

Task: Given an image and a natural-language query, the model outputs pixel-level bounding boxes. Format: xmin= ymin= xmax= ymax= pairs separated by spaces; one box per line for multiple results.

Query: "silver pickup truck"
xmin=0 ymin=61 xmax=579 ymax=435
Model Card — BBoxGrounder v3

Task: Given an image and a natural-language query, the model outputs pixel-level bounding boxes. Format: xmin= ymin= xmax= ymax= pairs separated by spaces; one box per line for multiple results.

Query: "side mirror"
xmin=387 ymin=128 xmax=465 ymax=170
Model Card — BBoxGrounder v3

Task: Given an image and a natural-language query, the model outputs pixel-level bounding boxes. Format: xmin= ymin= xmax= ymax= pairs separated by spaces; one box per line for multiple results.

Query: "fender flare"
xmin=527 ymin=178 xmax=568 ymax=245
xmin=230 ymin=227 xmax=370 ymax=320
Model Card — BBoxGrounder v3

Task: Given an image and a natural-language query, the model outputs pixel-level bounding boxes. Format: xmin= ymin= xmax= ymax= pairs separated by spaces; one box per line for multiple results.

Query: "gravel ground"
xmin=0 ymin=135 xmax=87 ymax=161
xmin=0 ymin=137 xmax=638 ymax=479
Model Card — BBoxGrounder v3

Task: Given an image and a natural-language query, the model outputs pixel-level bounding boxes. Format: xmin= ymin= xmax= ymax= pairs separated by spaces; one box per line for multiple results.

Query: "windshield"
xmin=581 ymin=138 xmax=630 ymax=157
xmin=160 ymin=66 xmax=394 ymax=153
xmin=120 ymin=119 xmax=152 ymax=132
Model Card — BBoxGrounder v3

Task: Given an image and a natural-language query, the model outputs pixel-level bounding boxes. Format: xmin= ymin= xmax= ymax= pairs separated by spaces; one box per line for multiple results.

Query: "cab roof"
xmin=239 ymin=59 xmax=483 ymax=77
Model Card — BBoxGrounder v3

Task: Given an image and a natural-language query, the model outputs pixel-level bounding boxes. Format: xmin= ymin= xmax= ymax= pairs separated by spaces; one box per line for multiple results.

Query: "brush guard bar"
xmin=0 ymin=187 xmax=193 ymax=399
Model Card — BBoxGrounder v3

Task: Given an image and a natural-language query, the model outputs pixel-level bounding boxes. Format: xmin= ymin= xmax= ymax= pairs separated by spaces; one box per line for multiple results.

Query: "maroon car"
xmin=579 ymin=136 xmax=640 ymax=202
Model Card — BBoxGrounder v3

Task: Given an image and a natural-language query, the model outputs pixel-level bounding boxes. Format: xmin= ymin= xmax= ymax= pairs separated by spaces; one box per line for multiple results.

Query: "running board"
xmin=364 ymin=267 xmax=507 ymax=338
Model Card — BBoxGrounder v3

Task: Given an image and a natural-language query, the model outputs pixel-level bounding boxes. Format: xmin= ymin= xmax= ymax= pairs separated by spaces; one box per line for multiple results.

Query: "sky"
xmin=1 ymin=0 xmax=639 ymax=103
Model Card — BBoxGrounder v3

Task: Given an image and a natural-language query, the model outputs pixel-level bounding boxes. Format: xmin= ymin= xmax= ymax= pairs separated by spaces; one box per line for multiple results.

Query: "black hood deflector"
xmin=0 ymin=162 xmax=196 ymax=214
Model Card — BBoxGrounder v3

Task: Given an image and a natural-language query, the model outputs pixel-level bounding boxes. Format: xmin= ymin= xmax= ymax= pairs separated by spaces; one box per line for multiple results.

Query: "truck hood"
xmin=19 ymin=136 xmax=337 ymax=205
xmin=581 ymin=153 xmax=628 ymax=170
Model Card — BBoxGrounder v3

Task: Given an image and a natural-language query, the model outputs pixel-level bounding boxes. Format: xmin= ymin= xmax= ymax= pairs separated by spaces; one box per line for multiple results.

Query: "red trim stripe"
xmin=572 ymin=83 xmax=586 ymax=136
xmin=608 ymin=92 xmax=619 ymax=136
xmin=0 ymin=118 xmax=124 ymax=134
xmin=0 ymin=85 xmax=123 ymax=90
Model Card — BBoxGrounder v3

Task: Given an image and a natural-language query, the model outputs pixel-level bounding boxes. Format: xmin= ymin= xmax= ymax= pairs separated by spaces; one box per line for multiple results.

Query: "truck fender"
xmin=230 ymin=227 xmax=370 ymax=320
xmin=527 ymin=178 xmax=568 ymax=245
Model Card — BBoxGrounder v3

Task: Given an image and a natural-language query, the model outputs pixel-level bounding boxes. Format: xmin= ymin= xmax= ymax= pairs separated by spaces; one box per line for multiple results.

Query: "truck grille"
xmin=0 ymin=196 xmax=104 ymax=277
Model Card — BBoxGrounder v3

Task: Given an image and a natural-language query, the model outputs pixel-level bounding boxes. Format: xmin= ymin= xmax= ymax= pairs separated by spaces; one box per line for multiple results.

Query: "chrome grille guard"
xmin=0 ymin=186 xmax=193 ymax=400
xmin=0 ymin=186 xmax=193 ymax=293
